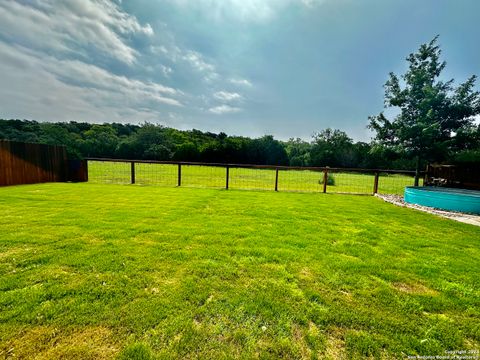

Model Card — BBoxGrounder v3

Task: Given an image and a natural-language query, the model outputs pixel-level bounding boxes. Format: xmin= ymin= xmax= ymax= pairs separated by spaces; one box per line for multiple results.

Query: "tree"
xmin=131 ymin=123 xmax=174 ymax=160
xmin=369 ymin=36 xmax=480 ymax=184
xmin=285 ymin=138 xmax=311 ymax=166
xmin=81 ymin=124 xmax=119 ymax=157
xmin=310 ymin=128 xmax=354 ymax=167
xmin=250 ymin=135 xmax=289 ymax=165
xmin=39 ymin=123 xmax=82 ymax=159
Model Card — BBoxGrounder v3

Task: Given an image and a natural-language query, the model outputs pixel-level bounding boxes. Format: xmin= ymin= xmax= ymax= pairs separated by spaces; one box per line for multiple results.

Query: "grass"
xmin=0 ymin=183 xmax=478 ymax=359
xmin=88 ymin=161 xmax=421 ymax=195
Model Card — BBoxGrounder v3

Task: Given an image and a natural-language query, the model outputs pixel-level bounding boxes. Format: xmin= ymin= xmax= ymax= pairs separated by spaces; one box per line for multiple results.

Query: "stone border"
xmin=375 ymin=194 xmax=480 ymax=227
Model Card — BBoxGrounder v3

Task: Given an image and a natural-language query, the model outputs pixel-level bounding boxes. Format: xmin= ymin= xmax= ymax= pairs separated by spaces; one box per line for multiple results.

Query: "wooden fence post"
xmin=226 ymin=166 xmax=229 ymax=190
xmin=177 ymin=164 xmax=182 ymax=186
xmin=323 ymin=168 xmax=328 ymax=193
xmin=423 ymin=164 xmax=429 ymax=186
xmin=130 ymin=161 xmax=135 ymax=184
xmin=373 ymin=172 xmax=379 ymax=194
xmin=275 ymin=168 xmax=279 ymax=191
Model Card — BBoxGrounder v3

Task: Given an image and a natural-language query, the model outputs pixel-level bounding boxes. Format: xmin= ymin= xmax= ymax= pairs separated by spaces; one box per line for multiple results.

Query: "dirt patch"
xmin=323 ymin=327 xmax=347 ymax=360
xmin=392 ymin=282 xmax=438 ymax=296
xmin=299 ymin=267 xmax=314 ymax=281
xmin=375 ymin=194 xmax=480 ymax=227
xmin=292 ymin=324 xmax=312 ymax=359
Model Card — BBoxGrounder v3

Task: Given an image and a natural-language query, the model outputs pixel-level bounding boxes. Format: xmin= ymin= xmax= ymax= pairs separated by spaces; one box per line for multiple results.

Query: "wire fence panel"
xmin=182 ymin=165 xmax=225 ymax=188
xmin=229 ymin=167 xmax=275 ymax=191
xmin=327 ymin=171 xmax=375 ymax=194
xmin=88 ymin=161 xmax=130 ymax=184
xmin=377 ymin=173 xmax=422 ymax=195
xmin=135 ymin=163 xmax=177 ymax=186
xmin=278 ymin=169 xmax=323 ymax=192
xmin=86 ymin=159 xmax=424 ymax=195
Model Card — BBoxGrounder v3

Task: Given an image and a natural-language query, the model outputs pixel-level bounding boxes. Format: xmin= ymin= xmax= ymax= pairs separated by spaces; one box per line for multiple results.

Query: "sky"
xmin=0 ymin=0 xmax=479 ymax=141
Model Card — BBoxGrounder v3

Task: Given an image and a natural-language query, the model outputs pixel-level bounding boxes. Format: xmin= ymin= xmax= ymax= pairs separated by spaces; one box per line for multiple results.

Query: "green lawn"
xmin=0 ymin=183 xmax=478 ymax=359
xmin=88 ymin=161 xmax=421 ymax=195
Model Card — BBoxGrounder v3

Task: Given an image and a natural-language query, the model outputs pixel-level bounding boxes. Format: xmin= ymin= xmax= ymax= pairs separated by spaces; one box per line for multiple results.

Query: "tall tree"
xmin=310 ymin=128 xmax=354 ymax=167
xmin=369 ymin=36 xmax=480 ymax=184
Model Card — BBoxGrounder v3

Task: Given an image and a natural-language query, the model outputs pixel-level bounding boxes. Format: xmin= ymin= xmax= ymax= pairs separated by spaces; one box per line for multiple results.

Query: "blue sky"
xmin=0 ymin=0 xmax=479 ymax=141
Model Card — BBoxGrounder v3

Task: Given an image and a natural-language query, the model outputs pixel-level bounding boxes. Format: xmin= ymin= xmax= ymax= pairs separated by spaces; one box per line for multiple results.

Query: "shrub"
xmin=319 ymin=173 xmax=335 ymax=186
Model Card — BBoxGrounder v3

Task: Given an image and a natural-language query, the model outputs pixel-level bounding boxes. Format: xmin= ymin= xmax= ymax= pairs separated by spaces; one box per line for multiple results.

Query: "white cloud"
xmin=0 ymin=41 xmax=183 ymax=124
xmin=151 ymin=43 xmax=218 ymax=81
xmin=208 ymin=105 xmax=242 ymax=114
xmin=53 ymin=61 xmax=182 ymax=106
xmin=171 ymin=0 xmax=277 ymax=22
xmin=213 ymin=91 xmax=242 ymax=102
xmin=167 ymin=0 xmax=326 ymax=22
xmin=182 ymin=51 xmax=215 ymax=73
xmin=160 ymin=65 xmax=173 ymax=77
xmin=0 ymin=0 xmax=153 ymax=64
xmin=229 ymin=78 xmax=253 ymax=87
xmin=152 ymin=45 xmax=215 ymax=72
xmin=301 ymin=0 xmax=325 ymax=7
xmin=0 ymin=0 xmax=253 ymax=125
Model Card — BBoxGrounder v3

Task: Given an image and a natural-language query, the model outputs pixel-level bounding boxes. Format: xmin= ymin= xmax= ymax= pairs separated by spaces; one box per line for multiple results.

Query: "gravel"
xmin=375 ymin=193 xmax=480 ymax=227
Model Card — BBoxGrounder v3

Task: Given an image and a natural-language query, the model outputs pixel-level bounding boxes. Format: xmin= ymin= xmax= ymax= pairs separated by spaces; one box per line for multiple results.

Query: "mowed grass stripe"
xmin=0 ymin=183 xmax=478 ymax=359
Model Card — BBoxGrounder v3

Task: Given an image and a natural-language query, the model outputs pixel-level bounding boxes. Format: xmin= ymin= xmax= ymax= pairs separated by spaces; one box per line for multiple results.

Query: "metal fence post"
xmin=177 ymin=164 xmax=182 ymax=186
xmin=275 ymin=168 xmax=279 ymax=191
xmin=130 ymin=161 xmax=135 ymax=184
xmin=226 ymin=166 xmax=229 ymax=190
xmin=323 ymin=168 xmax=328 ymax=193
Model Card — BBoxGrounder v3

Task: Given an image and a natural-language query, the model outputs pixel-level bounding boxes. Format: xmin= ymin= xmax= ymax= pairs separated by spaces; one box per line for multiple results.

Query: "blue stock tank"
xmin=404 ymin=186 xmax=480 ymax=214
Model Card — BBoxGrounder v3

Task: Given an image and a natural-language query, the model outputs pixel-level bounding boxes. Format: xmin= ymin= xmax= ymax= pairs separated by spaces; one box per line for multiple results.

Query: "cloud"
xmin=0 ymin=41 xmax=183 ymax=125
xmin=301 ymin=0 xmax=325 ymax=7
xmin=182 ymin=51 xmax=215 ymax=72
xmin=229 ymin=78 xmax=253 ymax=87
xmin=0 ymin=0 xmax=153 ymax=65
xmin=0 ymin=0 xmax=258 ymax=128
xmin=213 ymin=91 xmax=242 ymax=102
xmin=208 ymin=105 xmax=242 ymax=114
xmin=49 ymin=59 xmax=183 ymax=106
xmin=151 ymin=44 xmax=219 ymax=81
xmin=166 ymin=0 xmax=326 ymax=22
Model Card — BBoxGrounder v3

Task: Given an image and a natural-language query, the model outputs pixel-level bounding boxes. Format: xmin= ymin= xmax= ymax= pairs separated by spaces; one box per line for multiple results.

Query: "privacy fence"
xmin=0 ymin=140 xmax=87 ymax=186
xmin=0 ymin=140 xmax=67 ymax=186
xmin=425 ymin=164 xmax=480 ymax=190
xmin=87 ymin=158 xmax=424 ymax=195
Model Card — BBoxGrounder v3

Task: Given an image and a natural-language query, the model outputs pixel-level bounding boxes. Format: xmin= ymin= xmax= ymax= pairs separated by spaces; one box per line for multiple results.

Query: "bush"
xmin=318 ymin=173 xmax=335 ymax=186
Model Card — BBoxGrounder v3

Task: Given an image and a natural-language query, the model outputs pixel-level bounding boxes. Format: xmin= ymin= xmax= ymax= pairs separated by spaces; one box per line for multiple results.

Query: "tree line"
xmin=0 ymin=118 xmax=478 ymax=170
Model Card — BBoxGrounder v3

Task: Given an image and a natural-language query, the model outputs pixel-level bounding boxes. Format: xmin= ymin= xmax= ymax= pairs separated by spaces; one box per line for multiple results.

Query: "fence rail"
xmin=86 ymin=158 xmax=425 ymax=195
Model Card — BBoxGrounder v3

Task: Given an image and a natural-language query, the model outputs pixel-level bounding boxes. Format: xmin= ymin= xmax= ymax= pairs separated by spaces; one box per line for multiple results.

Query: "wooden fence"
xmin=0 ymin=140 xmax=88 ymax=186
xmin=425 ymin=164 xmax=480 ymax=190
xmin=86 ymin=157 xmax=425 ymax=195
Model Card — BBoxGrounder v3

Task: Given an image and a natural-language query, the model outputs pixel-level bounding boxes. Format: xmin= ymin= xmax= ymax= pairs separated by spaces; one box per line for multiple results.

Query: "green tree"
xmin=38 ymin=123 xmax=82 ymax=159
xmin=368 ymin=36 xmax=480 ymax=184
xmin=82 ymin=124 xmax=119 ymax=157
xmin=310 ymin=128 xmax=354 ymax=167
xmin=173 ymin=142 xmax=200 ymax=161
xmin=285 ymin=138 xmax=311 ymax=166
xmin=132 ymin=123 xmax=174 ymax=160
